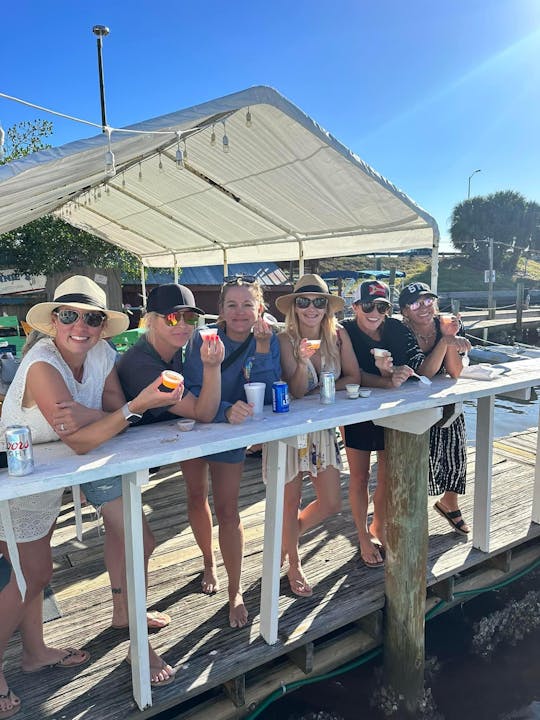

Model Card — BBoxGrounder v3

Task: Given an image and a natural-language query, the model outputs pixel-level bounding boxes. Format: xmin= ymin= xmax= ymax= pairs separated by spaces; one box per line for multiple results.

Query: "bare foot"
xmin=359 ymin=535 xmax=384 ymax=568
xmin=229 ymin=592 xmax=248 ymax=628
xmin=369 ymin=522 xmax=386 ymax=549
xmin=126 ymin=643 xmax=176 ymax=687
xmin=111 ymin=609 xmax=171 ymax=630
xmin=201 ymin=565 xmax=219 ymax=595
xmin=287 ymin=563 xmax=313 ymax=597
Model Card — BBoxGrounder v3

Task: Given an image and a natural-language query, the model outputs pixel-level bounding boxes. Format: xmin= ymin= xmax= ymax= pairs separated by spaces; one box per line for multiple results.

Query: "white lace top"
xmin=0 ymin=337 xmax=116 ymax=541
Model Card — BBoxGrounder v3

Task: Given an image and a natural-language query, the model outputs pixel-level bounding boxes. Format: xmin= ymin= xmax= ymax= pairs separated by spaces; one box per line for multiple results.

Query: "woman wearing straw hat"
xmin=271 ymin=274 xmax=361 ymax=596
xmin=0 ymin=276 xmax=182 ymax=714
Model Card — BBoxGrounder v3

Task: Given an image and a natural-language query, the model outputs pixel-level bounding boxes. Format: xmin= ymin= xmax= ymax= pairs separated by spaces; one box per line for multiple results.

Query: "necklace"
xmin=404 ymin=319 xmax=435 ymax=343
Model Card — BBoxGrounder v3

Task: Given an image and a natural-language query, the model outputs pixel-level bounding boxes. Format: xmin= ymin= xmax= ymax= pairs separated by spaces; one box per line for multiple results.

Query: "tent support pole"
xmin=298 ymin=240 xmax=304 ymax=277
xmin=223 ymin=249 xmax=228 ymax=277
xmin=174 ymin=256 xmax=179 ymax=284
xmin=430 ymin=229 xmax=440 ymax=294
xmin=140 ymin=263 xmax=147 ymax=309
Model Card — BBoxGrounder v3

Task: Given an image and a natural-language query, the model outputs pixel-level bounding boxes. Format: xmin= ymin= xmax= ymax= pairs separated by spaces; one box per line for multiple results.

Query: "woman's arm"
xmin=335 ymin=328 xmax=362 ymax=390
xmin=278 ymin=333 xmax=312 ymax=399
xmin=29 ymin=362 xmax=181 ymax=455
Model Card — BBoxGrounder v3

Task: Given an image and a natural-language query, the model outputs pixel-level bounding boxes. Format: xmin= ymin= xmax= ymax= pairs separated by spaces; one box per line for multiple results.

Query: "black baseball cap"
xmin=398 ymin=282 xmax=438 ymax=309
xmin=147 ymin=284 xmax=204 ymax=315
xmin=353 ymin=280 xmax=391 ymax=305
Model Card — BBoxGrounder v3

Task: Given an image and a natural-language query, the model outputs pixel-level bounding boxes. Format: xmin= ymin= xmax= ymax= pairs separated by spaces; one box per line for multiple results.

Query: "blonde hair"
xmin=216 ymin=279 xmax=266 ymax=328
xmin=283 ymin=301 xmax=340 ymax=369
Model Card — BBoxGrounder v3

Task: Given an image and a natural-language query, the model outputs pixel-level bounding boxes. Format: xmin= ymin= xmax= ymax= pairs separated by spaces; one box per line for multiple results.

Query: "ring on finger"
xmin=59 ymin=423 xmax=65 ymax=431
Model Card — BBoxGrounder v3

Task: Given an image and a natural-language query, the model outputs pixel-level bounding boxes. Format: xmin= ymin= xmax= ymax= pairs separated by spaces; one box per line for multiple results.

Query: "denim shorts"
xmin=80 ymin=475 xmax=122 ymax=509
xmin=204 ymin=447 xmax=246 ymax=464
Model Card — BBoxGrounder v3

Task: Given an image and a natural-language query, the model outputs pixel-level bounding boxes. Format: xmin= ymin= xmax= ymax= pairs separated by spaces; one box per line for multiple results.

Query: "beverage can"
xmin=5 ymin=425 xmax=34 ymax=476
xmin=272 ymin=381 xmax=290 ymax=413
xmin=320 ymin=372 xmax=336 ymax=404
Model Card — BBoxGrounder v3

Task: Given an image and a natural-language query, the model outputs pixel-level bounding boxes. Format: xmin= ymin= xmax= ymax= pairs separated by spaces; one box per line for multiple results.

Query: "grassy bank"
xmin=318 ymin=255 xmax=540 ymax=293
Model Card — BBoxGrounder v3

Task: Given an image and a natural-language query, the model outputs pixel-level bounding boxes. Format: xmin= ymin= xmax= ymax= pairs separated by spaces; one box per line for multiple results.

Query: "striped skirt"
xmin=428 ymin=413 xmax=467 ymax=496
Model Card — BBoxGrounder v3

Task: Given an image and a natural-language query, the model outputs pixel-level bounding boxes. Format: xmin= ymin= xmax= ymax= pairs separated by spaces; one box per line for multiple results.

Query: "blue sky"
xmin=1 ymin=0 xmax=539 ymax=250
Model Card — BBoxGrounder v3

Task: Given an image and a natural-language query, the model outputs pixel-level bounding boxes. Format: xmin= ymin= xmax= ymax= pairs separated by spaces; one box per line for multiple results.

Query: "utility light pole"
xmin=467 ymin=169 xmax=481 ymax=199
xmin=92 ymin=25 xmax=110 ymax=132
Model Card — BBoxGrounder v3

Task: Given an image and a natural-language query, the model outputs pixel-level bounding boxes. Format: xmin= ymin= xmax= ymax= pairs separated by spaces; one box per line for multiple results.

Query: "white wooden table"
xmin=1 ymin=357 xmax=539 ymax=710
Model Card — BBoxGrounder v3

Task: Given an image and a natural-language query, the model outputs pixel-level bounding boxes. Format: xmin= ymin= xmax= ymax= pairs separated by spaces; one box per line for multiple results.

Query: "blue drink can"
xmin=320 ymin=372 xmax=336 ymax=404
xmin=5 ymin=425 xmax=34 ymax=476
xmin=272 ymin=381 xmax=290 ymax=413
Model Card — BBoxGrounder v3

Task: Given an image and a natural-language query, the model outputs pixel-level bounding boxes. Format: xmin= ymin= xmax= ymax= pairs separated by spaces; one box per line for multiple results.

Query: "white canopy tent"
xmin=0 ymin=85 xmax=440 ymax=288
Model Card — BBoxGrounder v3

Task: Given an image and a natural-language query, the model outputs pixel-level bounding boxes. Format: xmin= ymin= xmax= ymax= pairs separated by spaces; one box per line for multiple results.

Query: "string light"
xmin=122 ymin=171 xmax=126 ymax=188
xmin=138 ymin=161 xmax=143 ymax=181
xmin=245 ymin=107 xmax=252 ymax=128
xmin=210 ymin=124 xmax=216 ymax=146
xmin=222 ymin=120 xmax=230 ymax=153
xmin=175 ymin=132 xmax=184 ymax=168
xmin=158 ymin=152 xmax=163 ymax=170
xmin=183 ymin=140 xmax=188 ymax=162
xmin=105 ymin=128 xmax=116 ymax=176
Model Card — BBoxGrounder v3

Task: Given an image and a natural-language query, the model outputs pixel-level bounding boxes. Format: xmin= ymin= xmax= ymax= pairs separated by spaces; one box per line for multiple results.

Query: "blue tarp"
xmin=123 ymin=262 xmax=289 ymax=287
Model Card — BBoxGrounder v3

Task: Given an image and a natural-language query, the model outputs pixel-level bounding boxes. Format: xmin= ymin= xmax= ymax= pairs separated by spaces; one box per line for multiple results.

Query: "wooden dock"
xmin=4 ymin=427 xmax=540 ymax=720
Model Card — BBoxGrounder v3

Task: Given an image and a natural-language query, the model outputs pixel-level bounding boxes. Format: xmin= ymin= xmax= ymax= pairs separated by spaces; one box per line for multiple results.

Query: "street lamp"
xmin=467 ymin=169 xmax=481 ymax=199
xmin=92 ymin=25 xmax=110 ymax=132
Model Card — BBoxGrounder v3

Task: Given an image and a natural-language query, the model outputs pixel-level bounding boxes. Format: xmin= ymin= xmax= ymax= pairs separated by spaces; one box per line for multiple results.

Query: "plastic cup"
xmin=160 ymin=370 xmax=183 ymax=392
xmin=305 ymin=339 xmax=321 ymax=351
xmin=439 ymin=314 xmax=455 ymax=331
xmin=346 ymin=383 xmax=360 ymax=398
xmin=177 ymin=419 xmax=195 ymax=431
xmin=372 ymin=348 xmax=390 ymax=358
xmin=244 ymin=382 xmax=266 ymax=419
xmin=200 ymin=328 xmax=218 ymax=341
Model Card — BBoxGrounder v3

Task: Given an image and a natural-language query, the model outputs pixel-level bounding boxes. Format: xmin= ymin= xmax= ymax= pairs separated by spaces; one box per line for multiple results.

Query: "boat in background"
xmin=469 ymin=343 xmax=540 ymax=364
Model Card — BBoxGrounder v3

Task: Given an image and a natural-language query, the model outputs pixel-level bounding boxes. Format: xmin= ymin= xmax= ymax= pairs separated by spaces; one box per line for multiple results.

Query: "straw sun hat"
xmin=276 ymin=274 xmax=345 ymax=315
xmin=26 ymin=275 xmax=129 ymax=338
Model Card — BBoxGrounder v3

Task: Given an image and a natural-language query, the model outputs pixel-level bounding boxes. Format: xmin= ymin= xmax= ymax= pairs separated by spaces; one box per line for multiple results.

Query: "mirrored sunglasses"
xmin=294 ymin=296 xmax=328 ymax=310
xmin=53 ymin=309 xmax=107 ymax=327
xmin=408 ymin=297 xmax=435 ymax=311
xmin=223 ymin=274 xmax=257 ymax=285
xmin=359 ymin=301 xmax=389 ymax=315
xmin=163 ymin=310 xmax=200 ymax=326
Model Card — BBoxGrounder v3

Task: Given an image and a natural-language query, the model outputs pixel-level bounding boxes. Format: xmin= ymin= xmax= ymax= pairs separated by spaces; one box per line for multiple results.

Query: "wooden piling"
xmin=383 ymin=427 xmax=430 ymax=715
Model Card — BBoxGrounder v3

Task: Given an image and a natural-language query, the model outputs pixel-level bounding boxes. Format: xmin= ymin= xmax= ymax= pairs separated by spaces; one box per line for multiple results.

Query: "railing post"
xmin=383 ymin=427 xmax=429 ymax=715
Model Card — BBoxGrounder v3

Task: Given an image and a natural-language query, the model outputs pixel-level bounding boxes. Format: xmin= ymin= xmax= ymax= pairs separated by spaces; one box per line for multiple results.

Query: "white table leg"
xmin=0 ymin=500 xmax=26 ymax=599
xmin=122 ymin=471 xmax=152 ymax=710
xmin=472 ymin=395 xmax=494 ymax=551
xmin=260 ymin=439 xmax=287 ymax=644
xmin=531 ymin=404 xmax=540 ymax=524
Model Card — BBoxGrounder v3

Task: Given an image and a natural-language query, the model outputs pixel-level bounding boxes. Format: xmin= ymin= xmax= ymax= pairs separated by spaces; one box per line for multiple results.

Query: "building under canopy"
xmin=0 ymin=85 xmax=440 ymax=288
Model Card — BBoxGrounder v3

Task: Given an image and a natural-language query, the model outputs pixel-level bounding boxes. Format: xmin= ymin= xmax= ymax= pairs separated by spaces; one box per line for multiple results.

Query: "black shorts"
xmin=344 ymin=420 xmax=385 ymax=452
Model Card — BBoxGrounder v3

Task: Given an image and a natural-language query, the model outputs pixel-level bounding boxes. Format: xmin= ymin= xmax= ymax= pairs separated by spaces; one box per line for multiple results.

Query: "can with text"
xmin=272 ymin=381 xmax=290 ymax=413
xmin=5 ymin=425 xmax=34 ymax=476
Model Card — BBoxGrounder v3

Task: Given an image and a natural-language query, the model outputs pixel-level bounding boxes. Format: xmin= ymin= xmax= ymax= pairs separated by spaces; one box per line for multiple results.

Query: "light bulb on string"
xmin=175 ymin=146 xmax=184 ymax=168
xmin=183 ymin=140 xmax=188 ymax=162
xmin=158 ymin=152 xmax=163 ymax=171
xmin=138 ymin=161 xmax=143 ymax=181
xmin=105 ymin=128 xmax=116 ymax=176
xmin=222 ymin=121 xmax=230 ymax=153
xmin=105 ymin=184 xmax=110 ymax=195
xmin=210 ymin=124 xmax=216 ymax=146
xmin=122 ymin=172 xmax=126 ymax=188
xmin=245 ymin=108 xmax=252 ymax=128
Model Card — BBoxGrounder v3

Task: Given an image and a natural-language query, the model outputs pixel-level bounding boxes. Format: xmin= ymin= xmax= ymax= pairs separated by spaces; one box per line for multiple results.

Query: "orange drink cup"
xmin=439 ymin=314 xmax=455 ymax=331
xmin=160 ymin=370 xmax=183 ymax=393
xmin=305 ymin=339 xmax=321 ymax=351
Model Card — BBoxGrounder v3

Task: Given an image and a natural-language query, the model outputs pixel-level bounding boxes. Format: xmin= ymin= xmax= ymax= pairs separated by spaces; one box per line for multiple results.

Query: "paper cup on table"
xmin=244 ymin=382 xmax=266 ymax=419
xmin=345 ymin=383 xmax=360 ymax=398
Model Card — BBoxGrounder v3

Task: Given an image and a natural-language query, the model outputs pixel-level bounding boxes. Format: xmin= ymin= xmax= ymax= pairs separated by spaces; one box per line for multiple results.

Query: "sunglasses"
xmin=223 ymin=274 xmax=257 ymax=285
xmin=294 ymin=296 xmax=328 ymax=310
xmin=53 ymin=309 xmax=107 ymax=327
xmin=358 ymin=301 xmax=389 ymax=315
xmin=407 ymin=297 xmax=435 ymax=311
xmin=163 ymin=310 xmax=200 ymax=327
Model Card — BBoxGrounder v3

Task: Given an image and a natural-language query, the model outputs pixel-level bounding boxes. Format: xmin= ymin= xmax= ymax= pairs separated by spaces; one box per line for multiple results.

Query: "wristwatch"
xmin=121 ymin=402 xmax=143 ymax=425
